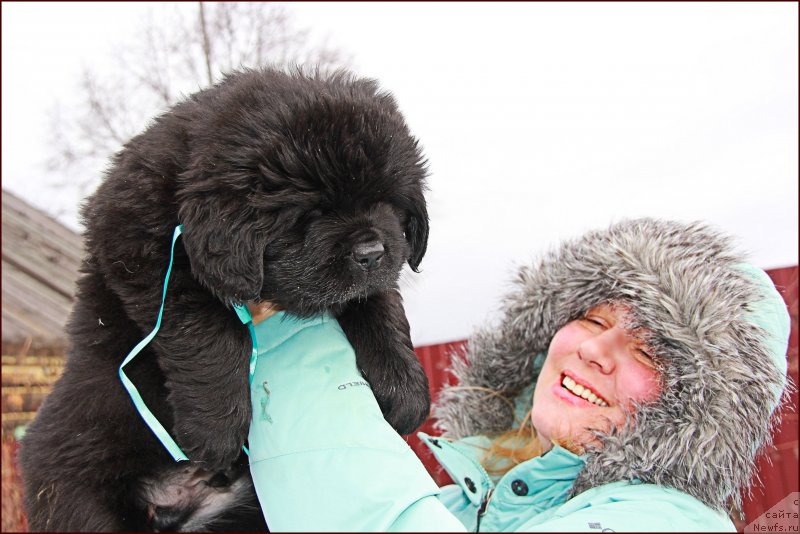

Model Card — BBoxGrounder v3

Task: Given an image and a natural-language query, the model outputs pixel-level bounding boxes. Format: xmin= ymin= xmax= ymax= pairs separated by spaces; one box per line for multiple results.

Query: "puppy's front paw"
xmin=373 ymin=355 xmax=431 ymax=435
xmin=382 ymin=384 xmax=431 ymax=436
xmin=338 ymin=289 xmax=432 ymax=435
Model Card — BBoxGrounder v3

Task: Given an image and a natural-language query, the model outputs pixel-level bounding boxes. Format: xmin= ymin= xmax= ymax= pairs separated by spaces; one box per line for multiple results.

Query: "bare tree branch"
xmin=48 ymin=2 xmax=352 ymax=197
xmin=198 ymin=2 xmax=214 ymax=86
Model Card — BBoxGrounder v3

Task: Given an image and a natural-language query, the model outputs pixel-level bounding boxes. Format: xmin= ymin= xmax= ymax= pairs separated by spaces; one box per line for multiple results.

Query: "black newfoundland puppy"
xmin=20 ymin=68 xmax=431 ymax=531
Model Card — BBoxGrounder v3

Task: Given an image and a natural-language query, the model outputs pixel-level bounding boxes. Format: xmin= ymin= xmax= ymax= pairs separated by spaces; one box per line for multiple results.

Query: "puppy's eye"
xmin=387 ymin=204 xmax=408 ymax=226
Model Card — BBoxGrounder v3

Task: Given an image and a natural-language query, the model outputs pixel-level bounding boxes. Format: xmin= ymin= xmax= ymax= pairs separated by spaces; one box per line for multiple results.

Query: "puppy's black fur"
xmin=19 ymin=68 xmax=431 ymax=531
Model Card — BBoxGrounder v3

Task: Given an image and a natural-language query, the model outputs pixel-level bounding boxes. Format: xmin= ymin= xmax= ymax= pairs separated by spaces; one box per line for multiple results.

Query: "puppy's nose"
xmin=352 ymin=241 xmax=384 ymax=271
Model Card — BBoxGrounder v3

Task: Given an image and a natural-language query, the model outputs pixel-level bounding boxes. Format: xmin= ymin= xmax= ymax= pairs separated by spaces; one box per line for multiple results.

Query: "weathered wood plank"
xmin=2 ymin=189 xmax=83 ymax=349
xmin=2 ymin=411 xmax=37 ymax=432
xmin=2 ymin=386 xmax=52 ymax=413
xmin=1 ymin=191 xmax=84 ymax=260
xmin=2 ymin=263 xmax=75 ymax=319
xmin=1 ymin=365 xmax=65 ymax=387
xmin=2 ymin=355 xmax=66 ymax=366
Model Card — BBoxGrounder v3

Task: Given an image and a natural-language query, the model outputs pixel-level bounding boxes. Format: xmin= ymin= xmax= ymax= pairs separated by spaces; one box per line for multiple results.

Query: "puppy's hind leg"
xmin=336 ymin=289 xmax=431 ymax=435
xmin=140 ymin=460 xmax=266 ymax=532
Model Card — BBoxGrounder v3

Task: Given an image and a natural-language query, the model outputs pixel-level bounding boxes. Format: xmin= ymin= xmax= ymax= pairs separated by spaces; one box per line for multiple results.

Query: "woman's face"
xmin=531 ymin=302 xmax=662 ymax=452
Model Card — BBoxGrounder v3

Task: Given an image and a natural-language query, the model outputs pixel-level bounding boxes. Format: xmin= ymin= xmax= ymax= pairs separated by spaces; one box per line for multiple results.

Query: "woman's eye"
xmin=583 ymin=316 xmax=605 ymax=327
xmin=634 ymin=349 xmax=658 ymax=369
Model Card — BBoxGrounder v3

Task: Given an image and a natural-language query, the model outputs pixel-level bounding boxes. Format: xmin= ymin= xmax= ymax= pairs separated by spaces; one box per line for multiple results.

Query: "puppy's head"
xmin=177 ymin=68 xmax=428 ymax=313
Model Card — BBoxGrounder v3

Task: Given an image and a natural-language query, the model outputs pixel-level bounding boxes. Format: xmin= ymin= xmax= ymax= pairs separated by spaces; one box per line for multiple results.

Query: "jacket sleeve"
xmin=247 ymin=314 xmax=467 ymax=532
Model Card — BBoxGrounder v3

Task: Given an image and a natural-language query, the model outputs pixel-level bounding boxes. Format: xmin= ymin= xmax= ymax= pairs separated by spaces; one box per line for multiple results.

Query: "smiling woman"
xmin=428 ymin=218 xmax=791 ymax=531
xmin=474 ymin=301 xmax=666 ymax=477
xmin=474 ymin=301 xmax=665 ymax=478
xmin=531 ymin=302 xmax=662 ymax=453
xmin=245 ymin=217 xmax=790 ymax=532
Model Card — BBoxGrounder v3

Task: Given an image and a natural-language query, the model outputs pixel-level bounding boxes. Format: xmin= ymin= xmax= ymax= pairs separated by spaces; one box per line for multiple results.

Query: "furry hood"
xmin=433 ymin=218 xmax=790 ymax=512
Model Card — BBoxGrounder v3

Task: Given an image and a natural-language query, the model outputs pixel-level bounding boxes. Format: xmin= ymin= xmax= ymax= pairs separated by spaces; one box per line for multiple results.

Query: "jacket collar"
xmin=253 ymin=310 xmax=333 ymax=353
xmin=418 ymin=431 xmax=585 ymax=509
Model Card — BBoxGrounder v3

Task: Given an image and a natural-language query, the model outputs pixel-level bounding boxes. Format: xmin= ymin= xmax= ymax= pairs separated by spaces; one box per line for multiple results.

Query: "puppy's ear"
xmin=406 ymin=200 xmax=429 ymax=273
xmin=179 ymin=198 xmax=267 ymax=305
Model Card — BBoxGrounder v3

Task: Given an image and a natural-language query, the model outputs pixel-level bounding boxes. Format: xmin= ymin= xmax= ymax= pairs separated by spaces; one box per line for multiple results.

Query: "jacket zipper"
xmin=421 ymin=435 xmax=496 ymax=531
xmin=475 ymin=488 xmax=493 ymax=531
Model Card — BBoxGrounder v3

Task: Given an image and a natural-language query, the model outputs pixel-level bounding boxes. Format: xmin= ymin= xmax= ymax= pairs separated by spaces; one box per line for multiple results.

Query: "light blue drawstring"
xmin=118 ymin=225 xmax=259 ymax=461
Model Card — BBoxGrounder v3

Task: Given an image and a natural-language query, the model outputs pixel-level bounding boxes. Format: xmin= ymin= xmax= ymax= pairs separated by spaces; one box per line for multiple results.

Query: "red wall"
xmin=410 ymin=266 xmax=800 ymax=524
xmin=741 ymin=266 xmax=799 ymax=525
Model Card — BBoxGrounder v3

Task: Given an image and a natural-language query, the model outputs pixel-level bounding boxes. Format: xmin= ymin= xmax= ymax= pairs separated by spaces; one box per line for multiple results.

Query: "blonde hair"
xmin=445 ymin=386 xmax=546 ymax=476
xmin=471 ymin=388 xmax=586 ymax=477
xmin=480 ymin=408 xmax=544 ymax=476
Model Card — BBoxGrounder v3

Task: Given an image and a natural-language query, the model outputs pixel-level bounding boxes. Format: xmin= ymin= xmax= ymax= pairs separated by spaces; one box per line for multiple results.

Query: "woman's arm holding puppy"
xmin=247 ymin=305 xmax=465 ymax=531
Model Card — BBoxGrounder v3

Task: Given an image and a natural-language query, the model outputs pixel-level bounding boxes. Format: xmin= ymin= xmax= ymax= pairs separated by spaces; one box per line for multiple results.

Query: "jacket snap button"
xmin=429 ymin=438 xmax=442 ymax=448
xmin=511 ymin=479 xmax=528 ymax=496
xmin=464 ymin=477 xmax=477 ymax=493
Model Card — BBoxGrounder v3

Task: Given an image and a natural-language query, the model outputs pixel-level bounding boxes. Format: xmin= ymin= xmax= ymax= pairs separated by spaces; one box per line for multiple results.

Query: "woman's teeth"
xmin=561 ymin=376 xmax=608 ymax=406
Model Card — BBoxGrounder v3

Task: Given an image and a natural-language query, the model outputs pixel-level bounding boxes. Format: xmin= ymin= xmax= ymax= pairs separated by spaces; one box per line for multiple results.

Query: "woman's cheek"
xmin=548 ymin=321 xmax=584 ymax=357
xmin=621 ymin=365 xmax=662 ymax=405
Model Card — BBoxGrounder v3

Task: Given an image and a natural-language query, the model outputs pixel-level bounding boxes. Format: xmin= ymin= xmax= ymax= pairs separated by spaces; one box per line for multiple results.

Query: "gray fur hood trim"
xmin=433 ymin=218 xmax=789 ymax=512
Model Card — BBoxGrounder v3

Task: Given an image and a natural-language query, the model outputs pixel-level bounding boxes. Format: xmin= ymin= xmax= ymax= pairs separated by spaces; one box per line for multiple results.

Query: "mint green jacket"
xmin=247 ymin=312 xmax=734 ymax=532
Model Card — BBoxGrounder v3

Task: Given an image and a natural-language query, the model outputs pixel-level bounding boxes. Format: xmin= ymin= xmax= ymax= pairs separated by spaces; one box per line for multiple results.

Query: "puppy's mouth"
xmin=261 ymin=255 xmax=401 ymax=314
xmin=260 ymin=222 xmax=408 ymax=314
xmin=336 ymin=264 xmax=398 ymax=301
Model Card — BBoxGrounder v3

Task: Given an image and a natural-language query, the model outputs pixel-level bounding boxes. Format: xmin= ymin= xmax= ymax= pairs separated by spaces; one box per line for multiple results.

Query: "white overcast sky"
xmin=2 ymin=2 xmax=798 ymax=345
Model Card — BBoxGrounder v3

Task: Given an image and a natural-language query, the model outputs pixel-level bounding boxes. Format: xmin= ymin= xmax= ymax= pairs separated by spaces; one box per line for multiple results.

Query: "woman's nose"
xmin=577 ymin=326 xmax=624 ymax=373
